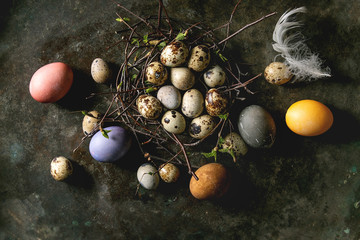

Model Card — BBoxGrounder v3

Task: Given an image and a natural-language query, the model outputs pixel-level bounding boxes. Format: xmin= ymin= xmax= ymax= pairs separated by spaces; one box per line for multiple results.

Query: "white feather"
xmin=272 ymin=7 xmax=331 ymax=82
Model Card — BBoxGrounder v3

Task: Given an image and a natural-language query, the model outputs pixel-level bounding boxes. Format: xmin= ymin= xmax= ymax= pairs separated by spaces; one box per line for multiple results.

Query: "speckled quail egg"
xmin=189 ymin=115 xmax=216 ymax=139
xmin=203 ymin=65 xmax=226 ymax=87
xmin=161 ymin=110 xmax=186 ymax=134
xmin=91 ymin=58 xmax=111 ymax=83
xmin=50 ymin=156 xmax=73 ymax=181
xmin=205 ymin=88 xmax=229 ymax=116
xmin=82 ymin=110 xmax=101 ymax=135
xmin=222 ymin=132 xmax=248 ymax=157
xmin=157 ymin=85 xmax=181 ymax=110
xmin=145 ymin=61 xmax=168 ymax=86
xmin=181 ymin=89 xmax=204 ymax=118
xmin=137 ymin=163 xmax=159 ymax=190
xmin=188 ymin=45 xmax=211 ymax=72
xmin=160 ymin=41 xmax=189 ymax=67
xmin=136 ymin=95 xmax=162 ymax=119
xmin=264 ymin=62 xmax=293 ymax=85
xmin=159 ymin=163 xmax=180 ymax=183
xmin=170 ymin=67 xmax=195 ymax=91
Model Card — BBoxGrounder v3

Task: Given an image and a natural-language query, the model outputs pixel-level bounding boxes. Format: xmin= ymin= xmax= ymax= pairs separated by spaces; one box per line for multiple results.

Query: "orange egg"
xmin=285 ymin=99 xmax=333 ymax=136
xmin=29 ymin=62 xmax=73 ymax=103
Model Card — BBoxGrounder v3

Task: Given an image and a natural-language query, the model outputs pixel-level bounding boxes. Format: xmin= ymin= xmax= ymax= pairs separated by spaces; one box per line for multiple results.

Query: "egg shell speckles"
xmin=188 ymin=45 xmax=211 ymax=72
xmin=161 ymin=110 xmax=186 ymax=134
xmin=159 ymin=163 xmax=180 ymax=183
xmin=205 ymin=88 xmax=229 ymax=116
xmin=223 ymin=132 xmax=248 ymax=157
xmin=170 ymin=67 xmax=195 ymax=91
xmin=82 ymin=111 xmax=101 ymax=135
xmin=189 ymin=115 xmax=216 ymax=139
xmin=29 ymin=62 xmax=73 ymax=103
xmin=160 ymin=41 xmax=189 ymax=67
xmin=137 ymin=163 xmax=159 ymax=190
xmin=181 ymin=89 xmax=204 ymax=118
xmin=203 ymin=65 xmax=226 ymax=87
xmin=157 ymin=85 xmax=181 ymax=109
xmin=145 ymin=61 xmax=168 ymax=86
xmin=50 ymin=156 xmax=73 ymax=181
xmin=136 ymin=95 xmax=162 ymax=119
xmin=91 ymin=58 xmax=111 ymax=83
xmin=264 ymin=62 xmax=293 ymax=85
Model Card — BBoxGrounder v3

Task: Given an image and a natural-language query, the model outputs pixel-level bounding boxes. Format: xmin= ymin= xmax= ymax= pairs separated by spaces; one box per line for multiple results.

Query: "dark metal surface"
xmin=1 ymin=0 xmax=360 ymax=239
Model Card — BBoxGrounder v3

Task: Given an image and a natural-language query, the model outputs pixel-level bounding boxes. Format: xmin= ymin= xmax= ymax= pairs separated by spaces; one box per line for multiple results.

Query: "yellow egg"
xmin=285 ymin=99 xmax=333 ymax=136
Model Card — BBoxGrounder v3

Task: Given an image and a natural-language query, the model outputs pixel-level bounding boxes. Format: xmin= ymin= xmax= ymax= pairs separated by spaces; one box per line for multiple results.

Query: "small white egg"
xmin=160 ymin=41 xmax=189 ymax=67
xmin=161 ymin=110 xmax=186 ymax=134
xmin=264 ymin=62 xmax=293 ymax=85
xmin=145 ymin=61 xmax=168 ymax=86
xmin=50 ymin=156 xmax=73 ymax=181
xmin=137 ymin=163 xmax=159 ymax=190
xmin=188 ymin=45 xmax=211 ymax=72
xmin=222 ymin=132 xmax=248 ymax=157
xmin=82 ymin=110 xmax=101 ymax=135
xmin=203 ymin=65 xmax=226 ymax=87
xmin=157 ymin=85 xmax=181 ymax=109
xmin=205 ymin=88 xmax=229 ymax=116
xmin=91 ymin=58 xmax=111 ymax=83
xmin=170 ymin=67 xmax=195 ymax=91
xmin=181 ymin=89 xmax=204 ymax=118
xmin=189 ymin=115 xmax=216 ymax=139
xmin=159 ymin=163 xmax=180 ymax=183
xmin=136 ymin=95 xmax=162 ymax=119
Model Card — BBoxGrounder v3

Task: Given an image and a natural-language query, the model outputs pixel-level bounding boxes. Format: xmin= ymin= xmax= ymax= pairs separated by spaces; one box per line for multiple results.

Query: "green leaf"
xmin=219 ymin=53 xmax=228 ymax=62
xmin=143 ymin=34 xmax=148 ymax=44
xmin=218 ymin=113 xmax=229 ymax=120
xmin=101 ymin=130 xmax=111 ymax=139
xmin=176 ymin=32 xmax=185 ymax=41
xmin=81 ymin=111 xmax=87 ymax=116
xmin=145 ymin=87 xmax=157 ymax=93
xmin=157 ymin=41 xmax=167 ymax=50
xmin=201 ymin=148 xmax=217 ymax=161
xmin=131 ymin=74 xmax=138 ymax=81
xmin=218 ymin=136 xmax=225 ymax=146
xmin=116 ymin=17 xmax=130 ymax=22
xmin=131 ymin=38 xmax=140 ymax=47
xmin=219 ymin=147 xmax=236 ymax=162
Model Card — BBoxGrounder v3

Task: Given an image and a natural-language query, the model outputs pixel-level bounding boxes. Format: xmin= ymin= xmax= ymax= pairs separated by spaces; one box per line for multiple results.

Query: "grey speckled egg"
xmin=157 ymin=85 xmax=181 ymax=110
xmin=189 ymin=115 xmax=216 ymax=139
xmin=170 ymin=67 xmax=195 ymax=91
xmin=161 ymin=110 xmax=186 ymax=134
xmin=205 ymin=88 xmax=228 ymax=116
xmin=238 ymin=105 xmax=276 ymax=148
xmin=188 ymin=45 xmax=211 ymax=72
xmin=160 ymin=41 xmax=189 ymax=67
xmin=181 ymin=89 xmax=204 ymax=118
xmin=91 ymin=58 xmax=111 ymax=83
xmin=159 ymin=163 xmax=180 ymax=183
xmin=136 ymin=95 xmax=162 ymax=120
xmin=264 ymin=62 xmax=293 ymax=85
xmin=137 ymin=163 xmax=159 ymax=190
xmin=82 ymin=110 xmax=101 ymax=135
xmin=223 ymin=132 xmax=248 ymax=157
xmin=204 ymin=65 xmax=226 ymax=87
xmin=50 ymin=156 xmax=73 ymax=181
xmin=145 ymin=61 xmax=168 ymax=86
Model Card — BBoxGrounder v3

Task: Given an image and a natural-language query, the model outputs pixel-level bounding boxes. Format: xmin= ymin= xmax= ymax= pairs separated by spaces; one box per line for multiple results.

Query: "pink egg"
xmin=29 ymin=62 xmax=73 ymax=103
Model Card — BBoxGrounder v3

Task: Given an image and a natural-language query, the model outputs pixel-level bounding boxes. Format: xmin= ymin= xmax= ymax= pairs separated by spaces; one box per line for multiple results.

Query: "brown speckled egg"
xmin=82 ymin=110 xmax=101 ymax=135
xmin=145 ymin=61 xmax=168 ymax=86
xmin=205 ymin=88 xmax=228 ymax=116
xmin=136 ymin=95 xmax=162 ymax=119
xmin=161 ymin=110 xmax=186 ymax=134
xmin=50 ymin=156 xmax=73 ymax=181
xmin=170 ymin=67 xmax=195 ymax=91
xmin=181 ymin=89 xmax=204 ymax=118
xmin=160 ymin=41 xmax=189 ymax=67
xmin=264 ymin=62 xmax=293 ymax=85
xmin=189 ymin=115 xmax=216 ymax=139
xmin=188 ymin=45 xmax=211 ymax=72
xmin=203 ymin=65 xmax=226 ymax=87
xmin=222 ymin=132 xmax=248 ymax=157
xmin=189 ymin=163 xmax=230 ymax=200
xmin=91 ymin=58 xmax=111 ymax=83
xmin=159 ymin=163 xmax=180 ymax=183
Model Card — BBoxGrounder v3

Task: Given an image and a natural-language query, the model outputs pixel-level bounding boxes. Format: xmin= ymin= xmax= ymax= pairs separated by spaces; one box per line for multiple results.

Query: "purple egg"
xmin=89 ymin=126 xmax=132 ymax=163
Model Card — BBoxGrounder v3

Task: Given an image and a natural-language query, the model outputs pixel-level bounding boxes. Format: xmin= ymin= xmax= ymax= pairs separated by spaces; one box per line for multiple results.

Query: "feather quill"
xmin=272 ymin=7 xmax=331 ymax=82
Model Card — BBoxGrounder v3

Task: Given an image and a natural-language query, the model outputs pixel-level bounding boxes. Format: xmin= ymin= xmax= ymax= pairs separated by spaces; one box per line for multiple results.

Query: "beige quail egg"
xmin=137 ymin=163 xmax=159 ymax=190
xmin=50 ymin=156 xmax=73 ymax=181
xmin=159 ymin=163 xmax=180 ymax=183
xmin=181 ymin=89 xmax=204 ymax=118
xmin=203 ymin=65 xmax=226 ymax=87
xmin=82 ymin=110 xmax=101 ymax=135
xmin=222 ymin=132 xmax=248 ymax=157
xmin=188 ymin=45 xmax=211 ymax=72
xmin=264 ymin=62 xmax=293 ymax=85
xmin=161 ymin=110 xmax=186 ymax=134
xmin=145 ymin=61 xmax=168 ymax=86
xmin=205 ymin=88 xmax=229 ymax=116
xmin=91 ymin=58 xmax=111 ymax=83
xmin=157 ymin=85 xmax=181 ymax=110
xmin=189 ymin=115 xmax=216 ymax=139
xmin=170 ymin=67 xmax=195 ymax=91
xmin=160 ymin=41 xmax=189 ymax=67
xmin=136 ymin=95 xmax=162 ymax=119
